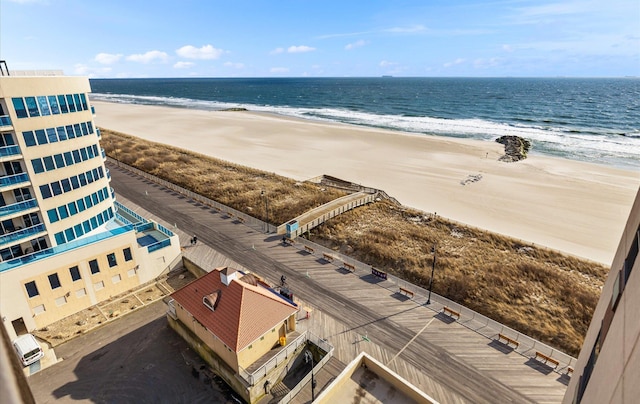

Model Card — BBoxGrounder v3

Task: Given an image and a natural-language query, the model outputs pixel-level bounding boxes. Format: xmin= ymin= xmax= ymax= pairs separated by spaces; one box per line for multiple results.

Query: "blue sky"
xmin=2 ymin=0 xmax=638 ymax=77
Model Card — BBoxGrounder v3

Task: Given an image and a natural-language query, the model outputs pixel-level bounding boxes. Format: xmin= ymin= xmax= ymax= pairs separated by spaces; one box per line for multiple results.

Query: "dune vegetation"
xmin=102 ymin=128 xmax=608 ymax=357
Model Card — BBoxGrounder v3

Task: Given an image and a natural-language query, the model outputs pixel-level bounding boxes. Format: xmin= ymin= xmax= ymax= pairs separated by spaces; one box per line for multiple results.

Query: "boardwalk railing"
xmin=289 ymin=236 xmax=577 ymax=372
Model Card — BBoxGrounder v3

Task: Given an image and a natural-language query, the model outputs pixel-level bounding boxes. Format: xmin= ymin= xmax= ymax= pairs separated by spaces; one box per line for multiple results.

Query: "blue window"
xmin=56 ymin=127 xmax=67 ymax=141
xmin=46 ymin=128 xmax=57 ymax=143
xmin=63 ymin=152 xmax=73 ymax=166
xmin=64 ymin=228 xmax=75 ymax=242
xmin=86 ymin=171 xmax=94 ymax=183
xmin=72 ymin=150 xmax=81 ymax=163
xmin=51 ymin=181 xmax=62 ymax=196
xmin=71 ymin=176 xmax=80 ymax=189
xmin=68 ymin=201 xmax=78 ymax=215
xmin=92 ymin=193 xmax=99 ymax=205
xmin=87 ymin=121 xmax=94 ymax=133
xmin=31 ymin=159 xmax=44 ymax=174
xmin=25 ymin=97 xmax=39 ymax=117
xmin=54 ymin=154 xmax=65 ymax=168
xmin=35 ymin=130 xmax=48 ymax=145
xmin=80 ymin=94 xmax=88 ymax=110
xmin=90 ymin=217 xmax=98 ymax=228
xmin=84 ymin=195 xmax=92 ymax=208
xmin=74 ymin=224 xmax=83 ymax=237
xmin=69 ymin=266 xmax=81 ymax=281
xmin=61 ymin=179 xmax=72 ymax=192
xmin=81 ymin=122 xmax=88 ymax=136
xmin=23 ymin=131 xmax=36 ymax=146
xmin=87 ymin=146 xmax=95 ymax=159
xmin=66 ymin=125 xmax=75 ymax=139
xmin=80 ymin=148 xmax=88 ymax=161
xmin=58 ymin=205 xmax=69 ymax=219
xmin=43 ymin=156 xmax=55 ymax=171
xmin=58 ymin=95 xmax=69 ymax=113
xmin=123 ymin=247 xmax=132 ymax=261
xmin=73 ymin=124 xmax=81 ymax=137
xmin=79 ymin=173 xmax=87 ymax=186
xmin=37 ymin=96 xmax=51 ymax=116
xmin=54 ymin=232 xmax=65 ymax=244
xmin=98 ymin=166 xmax=104 ymax=177
xmin=92 ymin=144 xmax=99 ymax=156
xmin=97 ymin=213 xmax=104 ymax=225
xmin=74 ymin=94 xmax=82 ymax=111
xmin=48 ymin=96 xmax=60 ymax=114
xmin=40 ymin=184 xmax=52 ymax=199
xmin=47 ymin=209 xmax=59 ymax=223
xmin=66 ymin=95 xmax=76 ymax=112
xmin=12 ymin=98 xmax=28 ymax=118
xmin=83 ymin=220 xmax=91 ymax=233
xmin=77 ymin=198 xmax=86 ymax=211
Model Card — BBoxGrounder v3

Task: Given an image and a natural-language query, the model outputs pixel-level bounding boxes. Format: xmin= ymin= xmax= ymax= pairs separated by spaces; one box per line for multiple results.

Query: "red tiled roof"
xmin=171 ymin=267 xmax=298 ymax=351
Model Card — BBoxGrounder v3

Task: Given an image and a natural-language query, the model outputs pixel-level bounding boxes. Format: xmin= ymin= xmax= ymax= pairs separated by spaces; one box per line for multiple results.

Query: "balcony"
xmin=0 ymin=224 xmax=134 ymax=273
xmin=0 ymin=145 xmax=21 ymax=159
xmin=106 ymin=168 xmax=111 ymax=180
xmin=96 ymin=128 xmax=101 ymax=138
xmin=0 ymin=115 xmax=12 ymax=132
xmin=0 ymin=173 xmax=30 ymax=190
xmin=0 ymin=223 xmax=46 ymax=246
xmin=101 ymin=148 xmax=106 ymax=160
xmin=0 ymin=198 xmax=38 ymax=218
xmin=91 ymin=105 xmax=96 ymax=115
xmin=110 ymin=187 xmax=116 ymax=200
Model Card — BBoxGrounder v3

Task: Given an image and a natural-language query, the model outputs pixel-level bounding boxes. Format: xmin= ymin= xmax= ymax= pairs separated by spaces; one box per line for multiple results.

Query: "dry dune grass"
xmin=102 ymin=128 xmax=607 ymax=357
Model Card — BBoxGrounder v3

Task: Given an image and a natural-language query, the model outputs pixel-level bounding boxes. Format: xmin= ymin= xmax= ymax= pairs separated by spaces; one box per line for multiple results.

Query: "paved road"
xmin=109 ymin=163 xmax=535 ymax=403
xmin=29 ymin=301 xmax=241 ymax=404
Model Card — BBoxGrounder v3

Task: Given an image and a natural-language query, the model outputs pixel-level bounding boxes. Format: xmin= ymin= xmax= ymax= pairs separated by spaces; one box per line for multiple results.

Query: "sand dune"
xmin=93 ymin=100 xmax=639 ymax=264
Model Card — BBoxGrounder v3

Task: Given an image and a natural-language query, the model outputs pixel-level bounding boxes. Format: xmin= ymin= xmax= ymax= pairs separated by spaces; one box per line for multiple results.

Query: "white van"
xmin=13 ymin=334 xmax=44 ymax=366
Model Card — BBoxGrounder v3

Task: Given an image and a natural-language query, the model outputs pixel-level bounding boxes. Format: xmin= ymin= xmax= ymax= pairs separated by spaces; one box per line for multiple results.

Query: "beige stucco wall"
xmin=564 ymin=188 xmax=640 ymax=403
xmin=237 ymin=323 xmax=285 ymax=370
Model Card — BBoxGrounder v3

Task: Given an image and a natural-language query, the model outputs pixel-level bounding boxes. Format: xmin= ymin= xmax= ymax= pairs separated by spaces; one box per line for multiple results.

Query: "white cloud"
xmin=443 ymin=58 xmax=466 ymax=67
xmin=73 ymin=64 xmax=112 ymax=78
xmin=224 ymin=62 xmax=245 ymax=69
xmin=345 ymin=40 xmax=366 ymax=50
xmin=173 ymin=61 xmax=194 ymax=69
xmin=270 ymin=67 xmax=290 ymax=73
xmin=473 ymin=58 xmax=501 ymax=69
xmin=95 ymin=53 xmax=123 ymax=65
xmin=176 ymin=44 xmax=224 ymax=60
xmin=126 ymin=50 xmax=169 ymax=64
xmin=385 ymin=24 xmax=426 ymax=34
xmin=287 ymin=45 xmax=315 ymax=53
xmin=270 ymin=47 xmax=285 ymax=55
xmin=379 ymin=60 xmax=398 ymax=67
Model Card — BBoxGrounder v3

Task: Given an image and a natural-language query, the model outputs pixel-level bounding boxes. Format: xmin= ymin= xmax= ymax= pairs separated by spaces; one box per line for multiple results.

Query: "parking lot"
xmin=28 ymin=300 xmax=243 ymax=404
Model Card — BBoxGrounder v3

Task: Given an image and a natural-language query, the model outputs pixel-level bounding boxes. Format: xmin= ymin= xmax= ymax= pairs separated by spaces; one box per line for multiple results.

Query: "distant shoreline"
xmin=92 ymin=100 xmax=640 ymax=264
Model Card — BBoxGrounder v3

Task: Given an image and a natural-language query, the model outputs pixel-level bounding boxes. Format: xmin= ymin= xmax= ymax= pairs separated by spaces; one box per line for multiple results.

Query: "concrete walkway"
xmin=109 ymin=161 xmax=569 ymax=404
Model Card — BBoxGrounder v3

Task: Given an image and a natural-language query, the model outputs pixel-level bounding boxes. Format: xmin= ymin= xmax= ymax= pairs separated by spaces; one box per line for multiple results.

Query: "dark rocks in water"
xmin=219 ymin=107 xmax=248 ymax=112
xmin=495 ymin=136 xmax=531 ymax=162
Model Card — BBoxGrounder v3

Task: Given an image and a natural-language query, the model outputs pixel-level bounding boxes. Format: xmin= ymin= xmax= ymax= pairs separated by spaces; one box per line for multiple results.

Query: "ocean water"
xmin=89 ymin=77 xmax=640 ymax=170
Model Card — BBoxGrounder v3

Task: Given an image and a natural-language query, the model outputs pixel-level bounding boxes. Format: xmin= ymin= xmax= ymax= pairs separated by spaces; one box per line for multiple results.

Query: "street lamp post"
xmin=427 ymin=243 xmax=437 ymax=305
xmin=305 ymin=350 xmax=316 ymax=401
xmin=261 ymin=190 xmax=269 ymax=233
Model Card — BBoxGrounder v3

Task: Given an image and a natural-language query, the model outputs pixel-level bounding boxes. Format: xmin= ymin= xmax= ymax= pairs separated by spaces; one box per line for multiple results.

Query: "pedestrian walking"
xmin=193 ymin=235 xmax=197 ymax=245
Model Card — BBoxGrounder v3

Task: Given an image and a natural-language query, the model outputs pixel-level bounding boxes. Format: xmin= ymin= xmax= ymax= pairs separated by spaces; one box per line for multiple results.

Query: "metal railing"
xmin=0 ymin=145 xmax=20 ymax=158
xmin=0 ymin=223 xmax=45 ymax=245
xmin=0 ymin=173 xmax=29 ymax=188
xmin=0 ymin=115 xmax=11 ymax=128
xmin=0 ymin=198 xmax=38 ymax=217
xmin=147 ymin=238 xmax=172 ymax=253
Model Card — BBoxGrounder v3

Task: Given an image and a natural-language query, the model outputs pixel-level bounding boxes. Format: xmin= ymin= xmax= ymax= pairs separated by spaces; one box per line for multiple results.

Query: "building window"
xmin=23 ymin=131 xmax=36 ymax=146
xmin=25 ymin=281 xmax=39 ymax=298
xmin=32 ymin=158 xmax=45 ymax=174
xmin=111 ymin=274 xmax=121 ymax=284
xmin=33 ymin=304 xmax=46 ymax=315
xmin=48 ymin=273 xmax=61 ymax=289
xmin=35 ymin=129 xmax=47 ymax=145
xmin=123 ymin=247 xmax=133 ymax=262
xmin=58 ymin=95 xmax=68 ymax=113
xmin=76 ymin=288 xmax=86 ymax=297
xmin=69 ymin=266 xmax=81 ymax=281
xmin=94 ymin=281 xmax=105 ymax=291
xmin=47 ymin=209 xmax=59 ymax=224
xmin=89 ymin=259 xmax=100 ymax=274
xmin=40 ymin=185 xmax=52 ymax=200
xmin=12 ymin=98 xmax=28 ymax=118
xmin=48 ymin=96 xmax=60 ymax=114
xmin=43 ymin=156 xmax=55 ymax=171
xmin=107 ymin=253 xmax=117 ymax=268
xmin=55 ymin=296 xmax=67 ymax=306
xmin=25 ymin=97 xmax=39 ymax=117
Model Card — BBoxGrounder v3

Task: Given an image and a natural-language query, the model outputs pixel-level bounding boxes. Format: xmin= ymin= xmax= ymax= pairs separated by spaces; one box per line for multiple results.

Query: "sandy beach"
xmin=93 ymin=100 xmax=639 ymax=264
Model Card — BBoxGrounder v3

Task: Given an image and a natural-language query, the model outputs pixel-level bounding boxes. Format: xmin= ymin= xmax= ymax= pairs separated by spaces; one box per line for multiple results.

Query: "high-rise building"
xmin=0 ymin=64 xmax=181 ymax=341
xmin=563 ymin=186 xmax=640 ymax=403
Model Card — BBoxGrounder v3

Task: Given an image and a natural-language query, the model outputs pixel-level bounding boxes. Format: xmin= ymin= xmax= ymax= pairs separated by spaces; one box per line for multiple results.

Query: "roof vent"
xmin=203 ymin=290 xmax=221 ymax=312
xmin=220 ymin=267 xmax=238 ymax=286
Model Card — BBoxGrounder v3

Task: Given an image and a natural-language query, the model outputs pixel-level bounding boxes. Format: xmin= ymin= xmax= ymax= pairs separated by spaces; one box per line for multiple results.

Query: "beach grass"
xmin=102 ymin=128 xmax=607 ymax=357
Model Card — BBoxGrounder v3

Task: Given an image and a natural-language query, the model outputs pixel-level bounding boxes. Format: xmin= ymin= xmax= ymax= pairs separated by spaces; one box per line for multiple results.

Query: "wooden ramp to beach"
xmin=276 ymin=191 xmax=375 ymax=238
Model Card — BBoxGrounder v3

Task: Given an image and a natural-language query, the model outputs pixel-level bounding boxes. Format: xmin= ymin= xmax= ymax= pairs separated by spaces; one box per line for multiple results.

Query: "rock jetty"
xmin=495 ymin=135 xmax=531 ymax=162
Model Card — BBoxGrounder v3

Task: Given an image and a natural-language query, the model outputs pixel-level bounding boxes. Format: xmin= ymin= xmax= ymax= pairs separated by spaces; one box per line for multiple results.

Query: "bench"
xmin=342 ymin=262 xmax=355 ymax=272
xmin=497 ymin=333 xmax=520 ymax=349
xmin=323 ymin=253 xmax=335 ymax=262
xmin=534 ymin=352 xmax=560 ymax=369
xmin=443 ymin=306 xmax=460 ymax=319
xmin=226 ymin=212 xmax=234 ymax=218
xmin=398 ymin=287 xmax=414 ymax=298
xmin=567 ymin=367 xmax=574 ymax=376
xmin=236 ymin=216 xmax=245 ymax=223
xmin=284 ymin=237 xmax=295 ymax=245
xmin=304 ymin=245 xmax=314 ymax=254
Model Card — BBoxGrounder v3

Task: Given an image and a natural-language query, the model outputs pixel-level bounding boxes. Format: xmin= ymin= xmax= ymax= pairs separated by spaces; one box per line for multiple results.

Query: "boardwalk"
xmin=109 ymin=162 xmax=569 ymax=403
